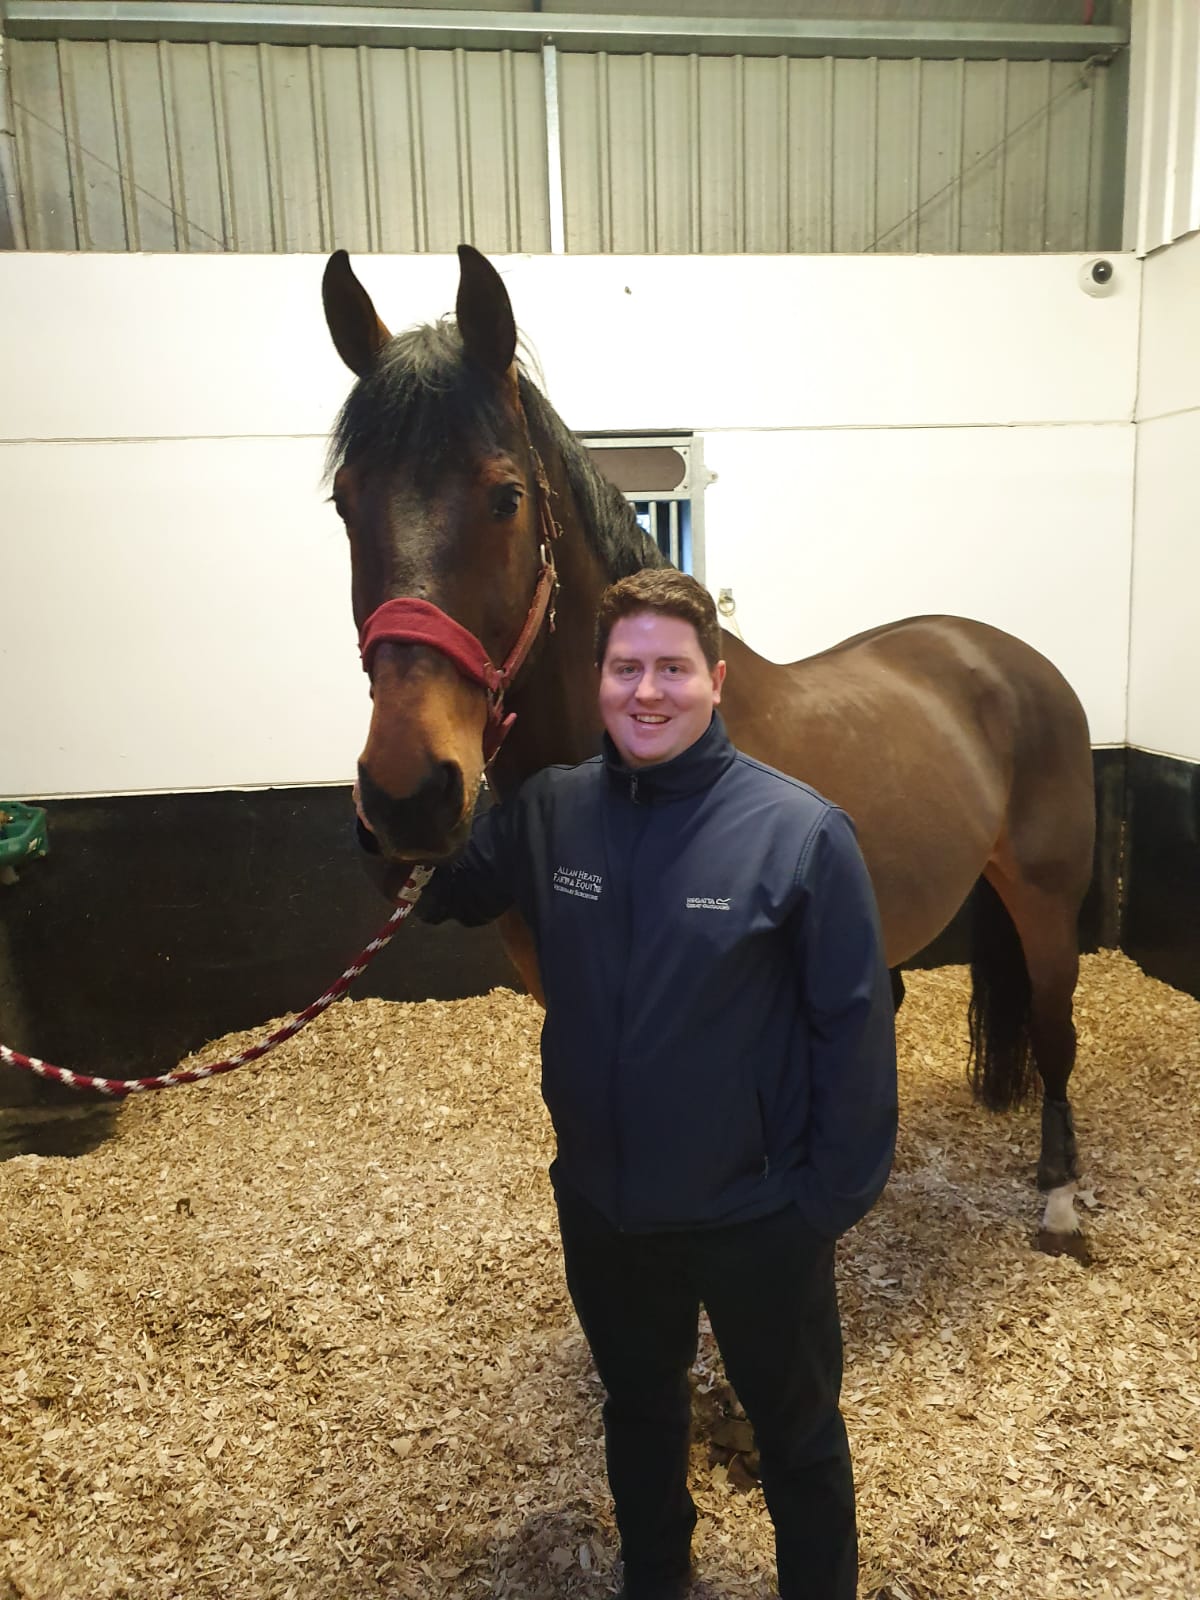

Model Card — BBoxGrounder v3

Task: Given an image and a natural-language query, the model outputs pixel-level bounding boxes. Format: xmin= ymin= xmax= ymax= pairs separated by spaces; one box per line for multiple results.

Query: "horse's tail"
xmin=966 ymin=876 xmax=1036 ymax=1112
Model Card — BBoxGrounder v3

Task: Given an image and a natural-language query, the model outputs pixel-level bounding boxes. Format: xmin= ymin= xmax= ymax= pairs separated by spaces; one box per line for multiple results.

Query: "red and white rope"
xmin=0 ymin=866 xmax=434 ymax=1099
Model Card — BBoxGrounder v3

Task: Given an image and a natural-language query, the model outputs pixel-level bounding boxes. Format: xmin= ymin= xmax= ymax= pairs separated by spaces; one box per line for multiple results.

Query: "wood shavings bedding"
xmin=1 ymin=952 xmax=1197 ymax=1599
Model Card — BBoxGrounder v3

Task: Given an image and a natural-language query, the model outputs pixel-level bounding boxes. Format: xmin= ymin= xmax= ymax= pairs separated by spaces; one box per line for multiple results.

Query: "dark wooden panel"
xmin=3 ymin=746 xmax=1189 ymax=1122
xmin=0 ymin=787 xmax=518 ymax=1105
xmin=1123 ymin=749 xmax=1200 ymax=1002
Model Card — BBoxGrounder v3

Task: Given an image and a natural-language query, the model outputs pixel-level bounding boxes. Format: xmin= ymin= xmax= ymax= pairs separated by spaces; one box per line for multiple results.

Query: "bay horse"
xmin=322 ymin=244 xmax=1096 ymax=1254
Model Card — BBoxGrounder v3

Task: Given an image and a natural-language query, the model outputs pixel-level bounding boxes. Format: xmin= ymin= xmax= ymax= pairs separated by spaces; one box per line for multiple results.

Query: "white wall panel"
xmin=1136 ymin=224 xmax=1200 ymax=422
xmin=0 ymin=251 xmax=1140 ymax=444
xmin=1128 ymin=225 xmax=1200 ymax=763
xmin=0 ymin=250 xmax=1140 ymax=795
xmin=702 ymin=424 xmax=1134 ymax=746
xmin=524 ymin=254 xmax=1139 ymax=432
xmin=1124 ymin=0 xmax=1200 ymax=255
xmin=1128 ymin=412 xmax=1200 ymax=761
xmin=0 ymin=253 xmax=363 ymax=442
xmin=0 ymin=438 xmax=366 ymax=797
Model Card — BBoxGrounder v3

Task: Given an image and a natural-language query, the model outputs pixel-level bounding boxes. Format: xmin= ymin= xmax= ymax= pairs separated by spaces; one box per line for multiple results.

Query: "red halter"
xmin=357 ymin=451 xmax=561 ymax=764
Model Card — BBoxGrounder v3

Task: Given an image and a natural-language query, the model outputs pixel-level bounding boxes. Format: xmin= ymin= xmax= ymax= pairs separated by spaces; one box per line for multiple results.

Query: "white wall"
xmin=0 ymin=251 xmax=1140 ymax=798
xmin=1129 ymin=226 xmax=1200 ymax=762
xmin=705 ymin=422 xmax=1135 ymax=742
xmin=1124 ymin=0 xmax=1200 ymax=257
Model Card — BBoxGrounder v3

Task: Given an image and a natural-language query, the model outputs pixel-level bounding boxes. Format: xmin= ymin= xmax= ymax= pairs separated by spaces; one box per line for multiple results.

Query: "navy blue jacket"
xmin=406 ymin=714 xmax=897 ymax=1237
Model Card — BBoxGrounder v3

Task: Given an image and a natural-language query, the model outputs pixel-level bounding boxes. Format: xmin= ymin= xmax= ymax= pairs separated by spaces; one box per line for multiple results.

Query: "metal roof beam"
xmin=0 ymin=23 xmax=26 ymax=249
xmin=0 ymin=3 xmax=1128 ymax=61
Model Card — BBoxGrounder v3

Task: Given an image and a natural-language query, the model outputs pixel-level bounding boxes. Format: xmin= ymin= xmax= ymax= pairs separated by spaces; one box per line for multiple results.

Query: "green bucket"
xmin=0 ymin=802 xmax=49 ymax=874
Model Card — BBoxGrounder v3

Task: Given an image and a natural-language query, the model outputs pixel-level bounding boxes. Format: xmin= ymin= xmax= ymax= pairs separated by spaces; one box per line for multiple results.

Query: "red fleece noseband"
xmin=359 ymin=598 xmax=503 ymax=693
xmin=357 ymin=556 xmax=558 ymax=764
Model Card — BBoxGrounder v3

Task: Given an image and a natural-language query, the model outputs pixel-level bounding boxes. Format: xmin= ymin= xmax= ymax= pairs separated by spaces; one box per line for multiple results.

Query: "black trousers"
xmin=554 ymin=1181 xmax=858 ymax=1600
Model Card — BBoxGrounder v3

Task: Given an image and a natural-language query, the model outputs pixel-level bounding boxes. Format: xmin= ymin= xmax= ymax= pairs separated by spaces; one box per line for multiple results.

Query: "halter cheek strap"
xmin=357 ymin=452 xmax=561 ymax=764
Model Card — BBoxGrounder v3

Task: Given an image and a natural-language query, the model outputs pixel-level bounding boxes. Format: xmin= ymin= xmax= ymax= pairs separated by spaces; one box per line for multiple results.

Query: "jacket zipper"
xmin=612 ymin=775 xmax=646 ymax=1230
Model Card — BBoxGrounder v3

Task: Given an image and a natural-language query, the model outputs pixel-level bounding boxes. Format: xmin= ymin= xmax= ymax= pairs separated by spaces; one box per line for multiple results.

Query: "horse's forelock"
xmin=327 ymin=320 xmax=511 ymax=484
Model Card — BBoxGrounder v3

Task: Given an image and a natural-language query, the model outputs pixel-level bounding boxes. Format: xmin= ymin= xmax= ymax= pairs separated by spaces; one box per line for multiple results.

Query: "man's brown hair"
xmin=594 ymin=568 xmax=723 ymax=670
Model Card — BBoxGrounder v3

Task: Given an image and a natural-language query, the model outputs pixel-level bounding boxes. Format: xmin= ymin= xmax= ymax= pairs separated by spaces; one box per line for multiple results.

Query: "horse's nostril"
xmin=357 ymin=761 xmax=467 ymax=858
xmin=427 ymin=760 xmax=463 ymax=817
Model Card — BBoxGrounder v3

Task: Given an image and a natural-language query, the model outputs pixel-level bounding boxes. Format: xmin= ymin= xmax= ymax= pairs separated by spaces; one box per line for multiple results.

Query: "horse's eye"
xmin=491 ymin=484 xmax=523 ymax=521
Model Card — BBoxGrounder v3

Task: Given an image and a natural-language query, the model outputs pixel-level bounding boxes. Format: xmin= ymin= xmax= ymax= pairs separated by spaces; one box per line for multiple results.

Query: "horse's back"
xmin=796 ymin=615 xmax=1084 ymax=711
xmin=717 ymin=615 xmax=1094 ymax=963
xmin=728 ymin=614 xmax=1090 ymax=768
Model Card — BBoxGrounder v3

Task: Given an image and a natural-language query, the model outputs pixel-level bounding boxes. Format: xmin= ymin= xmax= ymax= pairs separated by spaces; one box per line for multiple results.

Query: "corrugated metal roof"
xmin=11 ymin=37 xmax=549 ymax=251
xmin=560 ymin=50 xmax=1123 ymax=252
xmin=7 ymin=33 xmax=1123 ymax=254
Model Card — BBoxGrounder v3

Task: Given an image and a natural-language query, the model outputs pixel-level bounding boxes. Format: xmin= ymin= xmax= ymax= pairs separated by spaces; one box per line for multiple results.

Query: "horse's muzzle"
xmin=355 ymin=761 xmax=470 ymax=862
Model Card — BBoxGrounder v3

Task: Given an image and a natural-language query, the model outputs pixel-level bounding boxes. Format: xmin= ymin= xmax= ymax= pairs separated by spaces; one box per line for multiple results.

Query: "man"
xmin=363 ymin=568 xmax=897 ymax=1600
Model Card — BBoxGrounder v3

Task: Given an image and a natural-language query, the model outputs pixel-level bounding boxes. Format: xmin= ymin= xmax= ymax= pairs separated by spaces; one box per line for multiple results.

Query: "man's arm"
xmin=789 ymin=807 xmax=899 ymax=1239
xmin=356 ymin=797 xmax=519 ymax=927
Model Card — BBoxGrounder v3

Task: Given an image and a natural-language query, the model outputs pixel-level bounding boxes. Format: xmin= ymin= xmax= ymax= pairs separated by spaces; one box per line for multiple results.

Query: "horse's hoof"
xmin=1036 ymin=1227 xmax=1092 ymax=1265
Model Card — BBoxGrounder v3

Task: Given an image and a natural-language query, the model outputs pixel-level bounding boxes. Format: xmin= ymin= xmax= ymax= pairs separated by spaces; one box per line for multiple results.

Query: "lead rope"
xmin=0 ymin=866 xmax=435 ymax=1098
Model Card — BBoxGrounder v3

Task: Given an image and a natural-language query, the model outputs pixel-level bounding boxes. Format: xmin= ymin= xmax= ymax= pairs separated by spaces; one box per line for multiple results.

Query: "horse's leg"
xmin=498 ymin=909 xmax=544 ymax=1005
xmin=890 ymin=968 xmax=906 ymax=1013
xmin=982 ymin=865 xmax=1086 ymax=1255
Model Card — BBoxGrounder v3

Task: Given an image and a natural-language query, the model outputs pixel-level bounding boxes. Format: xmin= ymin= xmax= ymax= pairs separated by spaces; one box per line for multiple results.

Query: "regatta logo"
xmin=553 ymin=865 xmax=603 ymax=901
xmin=686 ymin=895 xmax=732 ymax=911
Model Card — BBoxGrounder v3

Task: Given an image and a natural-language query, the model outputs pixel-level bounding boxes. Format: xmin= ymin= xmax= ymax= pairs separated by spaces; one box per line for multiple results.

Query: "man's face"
xmin=599 ymin=610 xmax=726 ymax=769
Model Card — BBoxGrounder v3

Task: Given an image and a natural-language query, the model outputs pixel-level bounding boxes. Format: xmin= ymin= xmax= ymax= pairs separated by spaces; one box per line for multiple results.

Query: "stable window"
xmin=583 ymin=435 xmax=707 ymax=582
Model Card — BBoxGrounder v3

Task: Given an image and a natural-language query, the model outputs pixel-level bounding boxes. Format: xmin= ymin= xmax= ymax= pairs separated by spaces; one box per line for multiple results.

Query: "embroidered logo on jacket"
xmin=553 ymin=865 xmax=603 ymax=901
xmin=686 ymin=896 xmax=732 ymax=911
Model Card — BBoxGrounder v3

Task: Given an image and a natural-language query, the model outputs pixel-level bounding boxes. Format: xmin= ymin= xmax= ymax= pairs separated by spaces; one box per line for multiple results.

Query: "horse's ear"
xmin=323 ymin=250 xmax=392 ymax=378
xmin=456 ymin=244 xmax=517 ymax=380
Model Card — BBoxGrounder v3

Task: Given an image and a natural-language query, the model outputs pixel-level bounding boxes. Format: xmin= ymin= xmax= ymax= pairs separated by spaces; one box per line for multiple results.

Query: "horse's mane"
xmin=516 ymin=374 xmax=666 ymax=580
xmin=328 ymin=320 xmax=665 ymax=582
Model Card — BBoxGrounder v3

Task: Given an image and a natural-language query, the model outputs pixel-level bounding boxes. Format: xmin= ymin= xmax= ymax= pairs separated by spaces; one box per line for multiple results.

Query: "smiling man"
xmin=598 ymin=603 xmax=727 ymax=770
xmin=368 ymin=568 xmax=897 ymax=1600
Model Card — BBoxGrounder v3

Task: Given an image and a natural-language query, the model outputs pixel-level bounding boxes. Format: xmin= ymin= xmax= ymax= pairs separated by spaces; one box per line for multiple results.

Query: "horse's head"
xmin=323 ymin=246 xmax=559 ymax=862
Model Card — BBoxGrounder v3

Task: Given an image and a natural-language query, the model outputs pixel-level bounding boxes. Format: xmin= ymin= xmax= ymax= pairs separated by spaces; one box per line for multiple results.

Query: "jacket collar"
xmin=602 ymin=711 xmax=737 ymax=800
